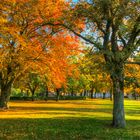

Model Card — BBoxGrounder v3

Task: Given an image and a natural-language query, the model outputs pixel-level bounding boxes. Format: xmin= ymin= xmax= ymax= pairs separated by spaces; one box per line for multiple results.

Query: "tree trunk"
xmin=103 ymin=92 xmax=106 ymax=99
xmin=94 ymin=91 xmax=97 ymax=99
xmin=94 ymin=88 xmax=98 ymax=98
xmin=26 ymin=90 xmax=29 ymax=97
xmin=90 ymin=88 xmax=94 ymax=99
xmin=31 ymin=91 xmax=35 ymax=101
xmin=133 ymin=91 xmax=137 ymax=100
xmin=71 ymin=89 xmax=74 ymax=96
xmin=45 ymin=86 xmax=49 ymax=101
xmin=110 ymin=87 xmax=113 ymax=101
xmin=84 ymin=90 xmax=87 ymax=97
xmin=56 ymin=88 xmax=60 ymax=101
xmin=0 ymin=85 xmax=11 ymax=109
xmin=111 ymin=64 xmax=126 ymax=128
xmin=80 ymin=91 xmax=82 ymax=97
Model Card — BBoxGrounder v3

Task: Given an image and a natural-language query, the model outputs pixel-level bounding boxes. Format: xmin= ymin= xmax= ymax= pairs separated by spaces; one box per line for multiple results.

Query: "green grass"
xmin=0 ymin=99 xmax=140 ymax=140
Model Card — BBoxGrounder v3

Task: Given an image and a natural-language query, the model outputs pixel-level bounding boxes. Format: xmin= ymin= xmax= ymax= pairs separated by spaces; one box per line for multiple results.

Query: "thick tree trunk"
xmin=111 ymin=65 xmax=126 ymax=128
xmin=0 ymin=85 xmax=11 ymax=109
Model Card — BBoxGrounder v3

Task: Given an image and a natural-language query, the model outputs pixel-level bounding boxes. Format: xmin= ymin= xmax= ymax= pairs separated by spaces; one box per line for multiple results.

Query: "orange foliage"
xmin=0 ymin=0 xmax=81 ymax=90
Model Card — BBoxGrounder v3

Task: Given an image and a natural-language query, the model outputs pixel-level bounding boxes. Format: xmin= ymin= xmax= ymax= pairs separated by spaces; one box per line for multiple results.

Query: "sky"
xmin=72 ymin=0 xmax=78 ymax=2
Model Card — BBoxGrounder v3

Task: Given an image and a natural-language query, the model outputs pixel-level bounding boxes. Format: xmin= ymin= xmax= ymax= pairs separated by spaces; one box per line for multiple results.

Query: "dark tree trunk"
xmin=31 ymin=91 xmax=35 ymax=101
xmin=21 ymin=89 xmax=24 ymax=95
xmin=84 ymin=90 xmax=87 ymax=97
xmin=91 ymin=92 xmax=94 ymax=99
xmin=26 ymin=90 xmax=29 ymax=97
xmin=0 ymin=85 xmax=11 ymax=109
xmin=103 ymin=92 xmax=106 ymax=99
xmin=110 ymin=87 xmax=113 ymax=101
xmin=90 ymin=88 xmax=94 ymax=99
xmin=56 ymin=88 xmax=60 ymax=101
xmin=71 ymin=89 xmax=74 ymax=96
xmin=80 ymin=91 xmax=82 ymax=97
xmin=45 ymin=86 xmax=49 ymax=101
xmin=111 ymin=64 xmax=126 ymax=128
xmin=28 ymin=84 xmax=38 ymax=101
xmin=133 ymin=91 xmax=137 ymax=100
xmin=94 ymin=92 xmax=97 ymax=98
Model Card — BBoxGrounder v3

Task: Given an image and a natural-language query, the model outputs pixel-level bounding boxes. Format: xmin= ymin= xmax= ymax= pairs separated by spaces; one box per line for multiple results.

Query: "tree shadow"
xmin=10 ymin=106 xmax=112 ymax=112
xmin=0 ymin=118 xmax=139 ymax=140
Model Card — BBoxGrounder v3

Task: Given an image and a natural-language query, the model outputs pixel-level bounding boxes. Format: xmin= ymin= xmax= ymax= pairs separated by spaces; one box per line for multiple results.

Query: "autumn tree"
xmin=59 ymin=0 xmax=140 ymax=127
xmin=80 ymin=48 xmax=112 ymax=99
xmin=0 ymin=0 xmax=80 ymax=108
xmin=125 ymin=60 xmax=140 ymax=99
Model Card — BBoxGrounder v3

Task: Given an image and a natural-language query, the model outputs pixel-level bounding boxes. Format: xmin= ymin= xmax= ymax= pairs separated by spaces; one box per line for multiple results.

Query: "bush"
xmin=60 ymin=96 xmax=86 ymax=100
xmin=10 ymin=96 xmax=32 ymax=101
xmin=11 ymin=88 xmax=21 ymax=97
xmin=10 ymin=96 xmax=86 ymax=101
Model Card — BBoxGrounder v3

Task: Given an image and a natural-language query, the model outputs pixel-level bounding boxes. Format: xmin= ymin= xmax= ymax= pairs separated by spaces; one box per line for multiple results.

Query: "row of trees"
xmin=11 ymin=49 xmax=139 ymax=101
xmin=0 ymin=0 xmax=139 ymax=128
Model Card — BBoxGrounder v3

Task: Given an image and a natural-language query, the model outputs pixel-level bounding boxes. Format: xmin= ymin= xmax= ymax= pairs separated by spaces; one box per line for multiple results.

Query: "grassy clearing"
xmin=0 ymin=99 xmax=140 ymax=140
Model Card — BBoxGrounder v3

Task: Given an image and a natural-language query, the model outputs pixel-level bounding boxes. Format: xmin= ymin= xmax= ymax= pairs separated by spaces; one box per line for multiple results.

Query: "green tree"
xmin=61 ymin=0 xmax=140 ymax=127
xmin=25 ymin=72 xmax=41 ymax=101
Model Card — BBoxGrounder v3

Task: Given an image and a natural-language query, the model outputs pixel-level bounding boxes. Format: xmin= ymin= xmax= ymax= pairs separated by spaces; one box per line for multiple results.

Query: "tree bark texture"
xmin=0 ymin=85 xmax=11 ymax=109
xmin=111 ymin=64 xmax=126 ymax=128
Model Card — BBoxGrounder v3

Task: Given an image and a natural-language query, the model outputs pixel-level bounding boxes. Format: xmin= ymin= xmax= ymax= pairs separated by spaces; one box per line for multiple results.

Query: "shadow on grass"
xmin=0 ymin=118 xmax=139 ymax=140
xmin=10 ymin=106 xmax=112 ymax=113
xmin=33 ymin=100 xmax=113 ymax=106
xmin=8 ymin=106 xmax=139 ymax=117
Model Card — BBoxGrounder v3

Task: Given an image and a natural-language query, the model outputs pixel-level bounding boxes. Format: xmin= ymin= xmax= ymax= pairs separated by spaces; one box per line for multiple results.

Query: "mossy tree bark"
xmin=111 ymin=63 xmax=126 ymax=128
xmin=0 ymin=84 xmax=12 ymax=109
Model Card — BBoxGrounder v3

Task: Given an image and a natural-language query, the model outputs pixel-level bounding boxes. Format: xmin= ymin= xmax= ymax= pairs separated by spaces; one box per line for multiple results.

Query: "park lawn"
xmin=0 ymin=99 xmax=139 ymax=140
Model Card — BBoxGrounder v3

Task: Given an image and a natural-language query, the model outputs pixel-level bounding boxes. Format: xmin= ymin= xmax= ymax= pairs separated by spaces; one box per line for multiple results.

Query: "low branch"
xmin=125 ymin=61 xmax=140 ymax=65
xmin=41 ymin=22 xmax=103 ymax=50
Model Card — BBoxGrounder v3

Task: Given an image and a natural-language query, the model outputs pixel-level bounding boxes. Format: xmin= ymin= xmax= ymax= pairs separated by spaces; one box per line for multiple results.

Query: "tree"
xmin=124 ymin=60 xmax=140 ymax=100
xmin=0 ymin=0 xmax=80 ymax=108
xmin=60 ymin=0 xmax=140 ymax=127
xmin=25 ymin=72 xmax=41 ymax=101
xmin=79 ymin=48 xmax=112 ymax=99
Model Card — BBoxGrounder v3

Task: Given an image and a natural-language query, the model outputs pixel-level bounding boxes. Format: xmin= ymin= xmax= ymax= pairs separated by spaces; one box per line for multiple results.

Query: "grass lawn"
xmin=0 ymin=99 xmax=140 ymax=140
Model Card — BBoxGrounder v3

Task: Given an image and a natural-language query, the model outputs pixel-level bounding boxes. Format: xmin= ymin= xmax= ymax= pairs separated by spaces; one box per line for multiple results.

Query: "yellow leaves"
xmin=0 ymin=17 xmax=7 ymax=25
xmin=36 ymin=0 xmax=67 ymax=23
xmin=0 ymin=0 xmax=81 ymax=90
xmin=125 ymin=63 xmax=140 ymax=78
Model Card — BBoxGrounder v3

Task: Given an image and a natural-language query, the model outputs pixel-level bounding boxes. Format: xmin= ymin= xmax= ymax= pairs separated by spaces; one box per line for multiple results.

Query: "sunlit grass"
xmin=0 ymin=100 xmax=113 ymax=119
xmin=0 ymin=99 xmax=140 ymax=140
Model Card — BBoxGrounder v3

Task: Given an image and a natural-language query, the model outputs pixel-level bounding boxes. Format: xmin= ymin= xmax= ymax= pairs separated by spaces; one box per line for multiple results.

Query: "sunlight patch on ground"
xmin=0 ymin=99 xmax=139 ymax=120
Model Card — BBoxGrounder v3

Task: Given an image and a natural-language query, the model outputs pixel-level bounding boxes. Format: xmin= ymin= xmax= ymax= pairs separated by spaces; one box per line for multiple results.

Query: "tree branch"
xmin=125 ymin=61 xmax=140 ymax=65
xmin=118 ymin=32 xmax=126 ymax=47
